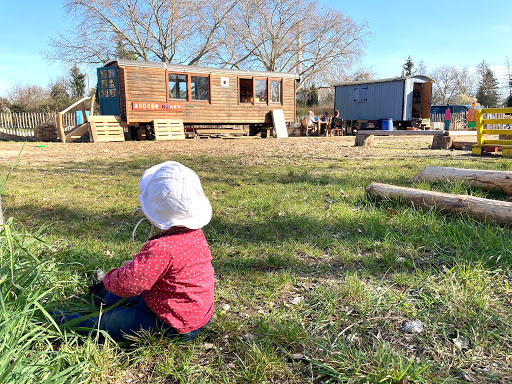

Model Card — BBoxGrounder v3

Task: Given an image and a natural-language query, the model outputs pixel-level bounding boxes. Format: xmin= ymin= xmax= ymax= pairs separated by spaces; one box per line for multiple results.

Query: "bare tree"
xmin=505 ymin=57 xmax=512 ymax=97
xmin=413 ymin=59 xmax=427 ymax=76
xmin=429 ymin=65 xmax=476 ymax=104
xmin=218 ymin=0 xmax=369 ymax=90
xmin=7 ymin=84 xmax=49 ymax=112
xmin=46 ymin=0 xmax=368 ymax=90
xmin=46 ymin=0 xmax=235 ymax=66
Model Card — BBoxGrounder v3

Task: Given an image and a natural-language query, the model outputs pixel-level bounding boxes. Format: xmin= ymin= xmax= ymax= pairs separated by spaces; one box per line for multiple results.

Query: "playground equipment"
xmin=472 ymin=107 xmax=512 ymax=157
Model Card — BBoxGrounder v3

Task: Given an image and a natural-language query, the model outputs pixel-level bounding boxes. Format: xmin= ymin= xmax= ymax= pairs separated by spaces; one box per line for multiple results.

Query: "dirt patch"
xmin=0 ymin=136 xmax=460 ymax=167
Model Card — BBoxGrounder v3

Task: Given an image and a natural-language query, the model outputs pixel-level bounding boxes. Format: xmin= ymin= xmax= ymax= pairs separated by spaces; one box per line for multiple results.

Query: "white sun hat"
xmin=138 ymin=161 xmax=212 ymax=230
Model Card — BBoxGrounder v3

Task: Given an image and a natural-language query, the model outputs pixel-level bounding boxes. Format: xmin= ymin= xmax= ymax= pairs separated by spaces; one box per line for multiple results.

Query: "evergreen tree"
xmin=402 ymin=56 xmax=414 ymax=76
xmin=476 ymin=61 xmax=499 ymax=107
xmin=115 ymin=34 xmax=138 ymax=60
xmin=306 ymin=84 xmax=318 ymax=107
xmin=507 ymin=95 xmax=512 ymax=108
xmin=70 ymin=64 xmax=86 ymax=99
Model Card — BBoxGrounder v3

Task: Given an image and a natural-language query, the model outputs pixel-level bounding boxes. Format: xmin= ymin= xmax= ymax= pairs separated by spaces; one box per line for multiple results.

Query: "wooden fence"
xmin=430 ymin=112 xmax=467 ymax=130
xmin=0 ymin=112 xmax=76 ymax=138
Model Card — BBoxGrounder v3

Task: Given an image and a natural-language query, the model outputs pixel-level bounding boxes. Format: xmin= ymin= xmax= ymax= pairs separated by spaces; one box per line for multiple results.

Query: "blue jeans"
xmin=60 ymin=292 xmax=209 ymax=341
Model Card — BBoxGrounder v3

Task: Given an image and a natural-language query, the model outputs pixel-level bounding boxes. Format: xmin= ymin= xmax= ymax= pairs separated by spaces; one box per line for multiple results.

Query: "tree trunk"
xmin=366 ymin=182 xmax=512 ymax=226
xmin=413 ymin=166 xmax=512 ymax=195
xmin=355 ymin=134 xmax=374 ymax=147
xmin=431 ymin=135 xmax=453 ymax=149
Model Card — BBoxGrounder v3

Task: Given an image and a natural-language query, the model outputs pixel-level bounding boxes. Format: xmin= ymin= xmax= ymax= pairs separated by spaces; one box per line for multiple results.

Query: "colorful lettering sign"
xmin=132 ymin=102 xmax=184 ymax=111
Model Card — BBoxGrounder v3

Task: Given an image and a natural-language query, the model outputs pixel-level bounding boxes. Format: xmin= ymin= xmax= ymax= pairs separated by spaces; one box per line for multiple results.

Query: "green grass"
xmin=1 ymin=139 xmax=511 ymax=383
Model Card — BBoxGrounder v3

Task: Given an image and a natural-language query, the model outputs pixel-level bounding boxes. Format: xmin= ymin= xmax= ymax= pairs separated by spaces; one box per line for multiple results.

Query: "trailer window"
xmin=354 ymin=86 xmax=368 ymax=103
xmin=270 ymin=80 xmax=281 ymax=103
xmin=191 ymin=75 xmax=209 ymax=101
xmin=255 ymin=79 xmax=267 ymax=103
xmin=239 ymin=78 xmax=253 ymax=103
xmin=168 ymin=74 xmax=188 ymax=100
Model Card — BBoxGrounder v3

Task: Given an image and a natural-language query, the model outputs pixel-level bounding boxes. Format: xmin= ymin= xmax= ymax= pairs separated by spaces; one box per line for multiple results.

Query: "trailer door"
xmin=420 ymin=82 xmax=432 ymax=119
xmin=97 ymin=67 xmax=120 ymax=116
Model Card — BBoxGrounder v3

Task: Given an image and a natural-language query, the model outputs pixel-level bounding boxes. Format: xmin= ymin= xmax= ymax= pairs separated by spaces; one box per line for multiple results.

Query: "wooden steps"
xmin=89 ymin=115 xmax=125 ymax=142
xmin=152 ymin=119 xmax=185 ymax=140
xmin=64 ymin=123 xmax=90 ymax=142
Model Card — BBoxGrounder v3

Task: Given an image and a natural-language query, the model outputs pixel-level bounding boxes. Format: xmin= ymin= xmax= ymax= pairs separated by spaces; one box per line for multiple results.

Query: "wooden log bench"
xmin=354 ymin=130 xmax=477 ymax=149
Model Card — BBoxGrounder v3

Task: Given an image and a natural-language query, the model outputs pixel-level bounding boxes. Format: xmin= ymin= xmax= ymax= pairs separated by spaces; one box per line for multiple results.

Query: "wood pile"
xmin=34 ymin=124 xmax=58 ymax=142
xmin=88 ymin=116 xmax=125 ymax=142
xmin=366 ymin=166 xmax=512 ymax=226
xmin=366 ymin=182 xmax=512 ymax=226
xmin=153 ymin=119 xmax=185 ymax=140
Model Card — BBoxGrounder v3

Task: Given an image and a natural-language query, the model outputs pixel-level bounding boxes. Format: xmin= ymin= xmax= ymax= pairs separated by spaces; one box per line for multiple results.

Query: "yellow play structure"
xmin=472 ymin=107 xmax=512 ymax=157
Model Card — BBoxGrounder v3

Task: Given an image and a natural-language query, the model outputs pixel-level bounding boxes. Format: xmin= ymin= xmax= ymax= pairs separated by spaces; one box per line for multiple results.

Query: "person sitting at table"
xmin=306 ymin=111 xmax=316 ymax=128
xmin=330 ymin=110 xmax=343 ymax=136
xmin=320 ymin=112 xmax=330 ymax=135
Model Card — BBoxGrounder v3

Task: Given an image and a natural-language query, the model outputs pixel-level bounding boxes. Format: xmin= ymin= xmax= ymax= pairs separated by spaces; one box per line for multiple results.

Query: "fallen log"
xmin=366 ymin=182 xmax=512 ymax=226
xmin=413 ymin=166 xmax=512 ymax=195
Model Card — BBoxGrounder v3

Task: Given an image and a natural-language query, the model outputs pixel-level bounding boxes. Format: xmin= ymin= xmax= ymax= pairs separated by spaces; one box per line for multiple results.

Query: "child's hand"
xmin=120 ymin=260 xmax=132 ymax=268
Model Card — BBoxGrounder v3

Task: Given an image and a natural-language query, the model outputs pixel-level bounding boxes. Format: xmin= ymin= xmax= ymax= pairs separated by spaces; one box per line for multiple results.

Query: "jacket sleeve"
xmin=103 ymin=240 xmax=172 ymax=297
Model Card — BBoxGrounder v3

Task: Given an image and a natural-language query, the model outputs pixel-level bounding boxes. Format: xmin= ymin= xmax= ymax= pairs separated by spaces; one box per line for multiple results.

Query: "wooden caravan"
xmin=97 ymin=59 xmax=298 ymax=138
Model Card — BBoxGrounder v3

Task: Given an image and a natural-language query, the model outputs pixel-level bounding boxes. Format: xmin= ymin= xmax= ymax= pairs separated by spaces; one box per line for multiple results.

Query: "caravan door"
xmin=97 ymin=67 xmax=120 ymax=116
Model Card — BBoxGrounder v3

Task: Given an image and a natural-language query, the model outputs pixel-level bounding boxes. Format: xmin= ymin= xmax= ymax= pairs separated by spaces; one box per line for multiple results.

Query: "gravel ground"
xmin=0 ymin=136 xmax=464 ymax=167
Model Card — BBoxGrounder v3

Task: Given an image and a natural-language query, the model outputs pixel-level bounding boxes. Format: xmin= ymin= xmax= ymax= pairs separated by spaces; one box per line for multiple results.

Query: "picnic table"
xmin=313 ymin=120 xmax=330 ymax=136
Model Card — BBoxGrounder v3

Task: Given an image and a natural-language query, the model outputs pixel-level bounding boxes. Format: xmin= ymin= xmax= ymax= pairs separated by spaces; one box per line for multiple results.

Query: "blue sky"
xmin=0 ymin=0 xmax=511 ymax=98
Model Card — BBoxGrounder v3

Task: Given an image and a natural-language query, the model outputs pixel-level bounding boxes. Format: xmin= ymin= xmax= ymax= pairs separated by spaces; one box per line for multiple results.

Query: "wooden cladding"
xmin=117 ymin=65 xmax=296 ymax=125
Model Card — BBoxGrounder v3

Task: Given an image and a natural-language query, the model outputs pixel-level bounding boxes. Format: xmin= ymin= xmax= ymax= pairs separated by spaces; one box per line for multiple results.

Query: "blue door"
xmin=97 ymin=67 xmax=120 ymax=116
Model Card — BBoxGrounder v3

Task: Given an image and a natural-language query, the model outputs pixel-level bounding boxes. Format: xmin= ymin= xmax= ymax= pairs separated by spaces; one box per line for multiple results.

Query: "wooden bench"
xmin=194 ymin=128 xmax=248 ymax=137
xmin=152 ymin=119 xmax=185 ymax=140
xmin=260 ymin=126 xmax=274 ymax=138
xmin=88 ymin=115 xmax=125 ymax=142
xmin=354 ymin=130 xmax=477 ymax=149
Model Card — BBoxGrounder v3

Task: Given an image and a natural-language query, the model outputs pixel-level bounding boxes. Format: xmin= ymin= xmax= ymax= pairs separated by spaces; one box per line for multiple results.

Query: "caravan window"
xmin=354 ymin=86 xmax=368 ymax=103
xmin=191 ymin=75 xmax=209 ymax=101
xmin=239 ymin=77 xmax=284 ymax=105
xmin=239 ymin=78 xmax=254 ymax=103
xmin=168 ymin=74 xmax=188 ymax=100
xmin=167 ymin=72 xmax=211 ymax=102
xmin=270 ymin=80 xmax=281 ymax=103
xmin=255 ymin=79 xmax=268 ymax=103
xmin=99 ymin=68 xmax=117 ymax=98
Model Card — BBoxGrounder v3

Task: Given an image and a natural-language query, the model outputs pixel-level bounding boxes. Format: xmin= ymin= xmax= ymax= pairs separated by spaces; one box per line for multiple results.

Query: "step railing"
xmin=56 ymin=95 xmax=95 ymax=143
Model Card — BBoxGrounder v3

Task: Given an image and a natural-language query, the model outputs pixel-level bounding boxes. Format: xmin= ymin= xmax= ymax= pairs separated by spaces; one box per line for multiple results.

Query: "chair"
xmin=300 ymin=119 xmax=315 ymax=136
xmin=332 ymin=119 xmax=344 ymax=136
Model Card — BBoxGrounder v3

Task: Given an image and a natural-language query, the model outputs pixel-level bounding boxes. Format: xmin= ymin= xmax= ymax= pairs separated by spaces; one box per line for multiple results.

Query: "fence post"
xmin=475 ymin=109 xmax=484 ymax=145
xmin=57 ymin=112 xmax=65 ymax=143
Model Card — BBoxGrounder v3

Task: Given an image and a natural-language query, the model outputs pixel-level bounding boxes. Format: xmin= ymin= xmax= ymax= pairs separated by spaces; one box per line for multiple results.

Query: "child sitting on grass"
xmin=59 ymin=161 xmax=214 ymax=341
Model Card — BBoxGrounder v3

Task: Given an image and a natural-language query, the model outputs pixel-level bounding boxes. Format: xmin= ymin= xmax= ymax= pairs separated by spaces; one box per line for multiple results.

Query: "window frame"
xmin=353 ymin=86 xmax=368 ymax=103
xmin=166 ymin=71 xmax=211 ymax=104
xmin=254 ymin=77 xmax=269 ymax=104
xmin=237 ymin=77 xmax=284 ymax=106
xmin=238 ymin=77 xmax=255 ymax=105
xmin=268 ymin=78 xmax=283 ymax=105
